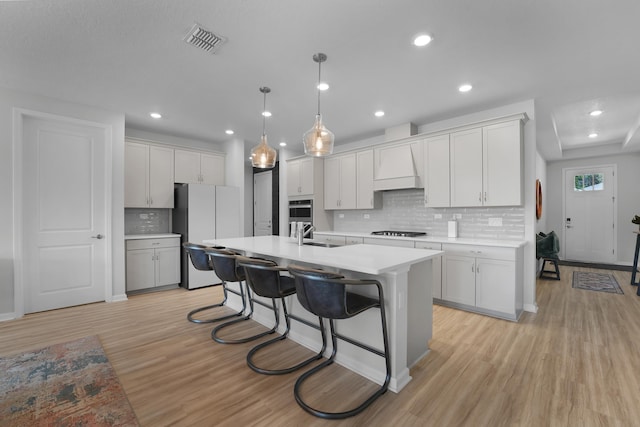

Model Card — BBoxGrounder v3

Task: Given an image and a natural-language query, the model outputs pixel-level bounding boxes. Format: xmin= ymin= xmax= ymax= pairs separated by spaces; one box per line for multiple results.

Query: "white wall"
xmin=0 ymin=86 xmax=125 ymax=319
xmin=546 ymin=152 xmax=640 ymax=264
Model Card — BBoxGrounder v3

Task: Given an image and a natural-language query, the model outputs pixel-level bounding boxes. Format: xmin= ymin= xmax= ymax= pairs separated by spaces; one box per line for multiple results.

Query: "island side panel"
xmin=407 ymin=260 xmax=432 ymax=367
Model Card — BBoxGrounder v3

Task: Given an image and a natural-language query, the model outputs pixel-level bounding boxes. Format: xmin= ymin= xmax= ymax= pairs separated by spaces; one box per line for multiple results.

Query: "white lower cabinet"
xmin=442 ymin=243 xmax=522 ymax=320
xmin=126 ymin=237 xmax=180 ymax=292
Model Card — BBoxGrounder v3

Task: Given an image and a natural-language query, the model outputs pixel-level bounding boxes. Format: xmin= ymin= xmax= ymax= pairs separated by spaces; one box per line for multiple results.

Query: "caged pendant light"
xmin=250 ymin=86 xmax=277 ymax=168
xmin=303 ymin=53 xmax=334 ymax=157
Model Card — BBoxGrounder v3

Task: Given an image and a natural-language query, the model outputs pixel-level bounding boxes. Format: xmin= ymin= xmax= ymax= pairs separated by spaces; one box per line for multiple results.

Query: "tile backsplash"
xmin=125 ymin=208 xmax=171 ymax=234
xmin=332 ymin=189 xmax=525 ymax=241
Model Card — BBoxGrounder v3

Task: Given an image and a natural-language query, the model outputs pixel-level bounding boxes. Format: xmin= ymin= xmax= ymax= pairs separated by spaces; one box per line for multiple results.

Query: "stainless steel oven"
xmin=289 ymin=199 xmax=313 ymax=238
xmin=288 ymin=199 xmax=312 ymax=223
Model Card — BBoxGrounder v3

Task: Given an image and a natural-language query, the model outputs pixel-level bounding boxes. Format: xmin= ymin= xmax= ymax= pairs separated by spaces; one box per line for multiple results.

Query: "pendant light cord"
xmin=317 ymin=60 xmax=322 ymax=116
xmin=262 ymin=90 xmax=267 ymax=137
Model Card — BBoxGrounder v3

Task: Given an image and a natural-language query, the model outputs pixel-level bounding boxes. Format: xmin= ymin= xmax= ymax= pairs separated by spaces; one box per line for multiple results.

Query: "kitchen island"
xmin=202 ymin=235 xmax=442 ymax=392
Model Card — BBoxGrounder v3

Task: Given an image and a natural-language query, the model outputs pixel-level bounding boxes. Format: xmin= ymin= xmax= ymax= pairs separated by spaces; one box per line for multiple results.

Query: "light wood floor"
xmin=2 ymin=265 xmax=640 ymax=426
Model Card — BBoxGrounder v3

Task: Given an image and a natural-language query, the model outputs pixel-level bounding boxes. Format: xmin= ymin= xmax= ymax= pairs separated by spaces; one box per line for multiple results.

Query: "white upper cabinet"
xmin=423 ymin=134 xmax=450 ymax=207
xmin=174 ymin=149 xmax=225 ymax=185
xmin=482 ymin=120 xmax=523 ymax=206
xmin=324 ymin=153 xmax=356 ymax=210
xmin=450 ymin=119 xmax=522 ymax=207
xmin=200 ymin=152 xmax=225 ymax=185
xmin=287 ymin=157 xmax=318 ymax=197
xmin=450 ymin=128 xmax=484 ymax=207
xmin=125 ymin=141 xmax=174 ymax=208
xmin=356 ymin=149 xmax=380 ymax=209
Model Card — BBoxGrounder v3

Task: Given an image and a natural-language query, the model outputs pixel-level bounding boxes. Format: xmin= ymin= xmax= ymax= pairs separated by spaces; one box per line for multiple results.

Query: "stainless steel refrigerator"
xmin=173 ymin=183 xmax=241 ymax=289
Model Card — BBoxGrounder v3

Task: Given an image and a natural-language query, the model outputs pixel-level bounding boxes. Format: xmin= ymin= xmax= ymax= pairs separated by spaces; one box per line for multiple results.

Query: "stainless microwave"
xmin=288 ymin=199 xmax=312 ymax=222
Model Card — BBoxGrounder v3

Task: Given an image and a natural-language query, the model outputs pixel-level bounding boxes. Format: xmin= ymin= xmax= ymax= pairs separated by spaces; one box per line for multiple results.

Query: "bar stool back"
xmin=182 ymin=243 xmax=246 ymax=323
xmin=288 ymin=265 xmax=391 ymax=419
xmin=236 ymin=256 xmax=326 ymax=375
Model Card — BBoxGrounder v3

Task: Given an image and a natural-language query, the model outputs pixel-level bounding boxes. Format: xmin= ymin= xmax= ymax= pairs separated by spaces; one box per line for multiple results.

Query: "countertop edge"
xmin=313 ymin=231 xmax=526 ymax=248
xmin=125 ymin=233 xmax=182 ymax=240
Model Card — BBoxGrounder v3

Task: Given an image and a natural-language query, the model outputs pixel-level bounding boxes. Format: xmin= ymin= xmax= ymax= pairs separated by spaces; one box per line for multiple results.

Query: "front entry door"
xmin=254 ymin=171 xmax=272 ymax=236
xmin=563 ymin=165 xmax=616 ymax=263
xmin=22 ymin=114 xmax=110 ymax=313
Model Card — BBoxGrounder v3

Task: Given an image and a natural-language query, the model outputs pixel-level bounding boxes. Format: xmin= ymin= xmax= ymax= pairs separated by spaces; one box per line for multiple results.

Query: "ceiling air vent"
xmin=184 ymin=22 xmax=226 ymax=54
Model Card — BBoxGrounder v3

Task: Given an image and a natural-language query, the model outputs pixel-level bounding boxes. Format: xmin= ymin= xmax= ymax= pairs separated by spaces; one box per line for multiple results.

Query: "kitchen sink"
xmin=303 ymin=241 xmax=342 ymax=248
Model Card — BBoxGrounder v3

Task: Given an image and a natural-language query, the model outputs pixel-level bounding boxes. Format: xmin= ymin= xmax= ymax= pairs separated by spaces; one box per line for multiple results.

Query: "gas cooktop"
xmin=371 ymin=230 xmax=427 ymax=237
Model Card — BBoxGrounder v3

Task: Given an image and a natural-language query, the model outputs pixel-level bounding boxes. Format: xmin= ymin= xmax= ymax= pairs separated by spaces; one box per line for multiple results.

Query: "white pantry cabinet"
xmin=324 ymin=153 xmax=357 ymax=209
xmin=126 ymin=237 xmax=180 ymax=292
xmin=450 ymin=120 xmax=522 ymax=207
xmin=174 ymin=149 xmax=225 ymax=185
xmin=125 ymin=141 xmax=174 ymax=208
xmin=287 ymin=157 xmax=322 ymax=197
xmin=442 ymin=243 xmax=523 ymax=320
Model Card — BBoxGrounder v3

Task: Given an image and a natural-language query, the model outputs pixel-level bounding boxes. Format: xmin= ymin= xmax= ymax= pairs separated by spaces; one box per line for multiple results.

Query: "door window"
xmin=573 ymin=173 xmax=604 ymax=191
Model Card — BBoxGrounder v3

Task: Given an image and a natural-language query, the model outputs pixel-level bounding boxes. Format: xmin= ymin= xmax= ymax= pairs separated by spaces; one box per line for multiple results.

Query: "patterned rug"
xmin=0 ymin=335 xmax=138 ymax=426
xmin=572 ymin=271 xmax=624 ymax=294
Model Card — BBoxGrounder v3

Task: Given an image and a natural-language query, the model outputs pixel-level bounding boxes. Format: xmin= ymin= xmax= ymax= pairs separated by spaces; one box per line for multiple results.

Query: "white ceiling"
xmin=2 ymin=0 xmax=640 ymax=161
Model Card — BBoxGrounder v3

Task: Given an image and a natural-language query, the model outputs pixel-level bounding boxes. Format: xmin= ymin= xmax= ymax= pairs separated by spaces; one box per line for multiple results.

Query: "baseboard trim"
xmin=0 ymin=312 xmax=17 ymax=322
xmin=557 ymin=260 xmax=632 ymax=272
xmin=524 ymin=303 xmax=538 ymax=313
xmin=110 ymin=294 xmax=128 ymax=302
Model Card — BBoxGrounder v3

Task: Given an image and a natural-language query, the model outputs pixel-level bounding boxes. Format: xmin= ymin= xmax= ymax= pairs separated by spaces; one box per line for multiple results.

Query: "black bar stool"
xmin=287 ymin=265 xmax=391 ymax=420
xmin=205 ymin=248 xmax=278 ymax=344
xmin=182 ymin=243 xmax=247 ymax=324
xmin=236 ymin=256 xmax=326 ymax=375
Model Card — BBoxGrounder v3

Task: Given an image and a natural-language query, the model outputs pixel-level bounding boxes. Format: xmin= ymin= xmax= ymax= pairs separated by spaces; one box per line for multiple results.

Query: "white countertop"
xmin=125 ymin=233 xmax=181 ymax=240
xmin=203 ymin=236 xmax=442 ymax=275
xmin=314 ymin=230 xmax=526 ymax=248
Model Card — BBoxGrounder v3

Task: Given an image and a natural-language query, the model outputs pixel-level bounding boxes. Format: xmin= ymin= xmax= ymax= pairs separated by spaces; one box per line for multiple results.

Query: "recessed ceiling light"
xmin=262 ymin=111 xmax=272 ymax=117
xmin=279 ymin=142 xmax=287 ymax=147
xmin=589 ymin=110 xmax=603 ymax=117
xmin=374 ymin=110 xmax=385 ymax=117
xmin=589 ymin=132 xmax=598 ymax=138
xmin=413 ymin=34 xmax=433 ymax=47
xmin=458 ymin=84 xmax=472 ymax=93
xmin=149 ymin=112 xmax=162 ymax=119
xmin=317 ymin=82 xmax=329 ymax=91
xmin=225 ymin=129 xmax=234 ymax=135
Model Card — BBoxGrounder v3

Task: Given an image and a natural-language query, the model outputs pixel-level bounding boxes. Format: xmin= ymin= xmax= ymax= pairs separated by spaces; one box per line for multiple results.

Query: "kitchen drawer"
xmin=345 ymin=236 xmax=364 ymax=245
xmin=415 ymin=241 xmax=442 ymax=250
xmin=363 ymin=237 xmax=415 ymax=248
xmin=314 ymin=234 xmax=347 ymax=246
xmin=442 ymin=243 xmax=515 ymax=261
xmin=126 ymin=237 xmax=181 ymax=251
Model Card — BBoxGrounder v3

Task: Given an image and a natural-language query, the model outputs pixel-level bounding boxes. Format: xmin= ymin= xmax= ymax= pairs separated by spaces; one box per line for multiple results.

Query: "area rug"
xmin=0 ymin=335 xmax=139 ymax=426
xmin=572 ymin=271 xmax=624 ymax=294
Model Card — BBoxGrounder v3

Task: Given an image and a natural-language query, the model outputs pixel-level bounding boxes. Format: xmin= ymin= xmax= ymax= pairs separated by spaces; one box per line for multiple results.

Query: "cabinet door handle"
xmin=150 ymin=197 xmax=153 ymax=205
xmin=478 ymin=192 xmax=482 ymax=202
xmin=471 ymin=264 xmax=474 ymax=273
xmin=91 ymin=234 xmax=104 ymax=239
xmin=484 ymin=192 xmax=487 ymax=202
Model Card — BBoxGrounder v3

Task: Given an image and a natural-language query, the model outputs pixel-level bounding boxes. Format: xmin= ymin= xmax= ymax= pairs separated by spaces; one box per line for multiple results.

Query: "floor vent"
xmin=184 ymin=22 xmax=226 ymax=54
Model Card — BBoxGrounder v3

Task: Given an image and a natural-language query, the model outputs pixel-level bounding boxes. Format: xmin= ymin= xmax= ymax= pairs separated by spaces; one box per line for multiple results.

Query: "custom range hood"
xmin=373 ymin=123 xmax=423 ymax=191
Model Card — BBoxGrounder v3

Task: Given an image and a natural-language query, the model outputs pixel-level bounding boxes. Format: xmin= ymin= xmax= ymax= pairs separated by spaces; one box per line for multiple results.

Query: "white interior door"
xmin=22 ymin=115 xmax=109 ymax=313
xmin=254 ymin=171 xmax=272 ymax=236
xmin=563 ymin=165 xmax=616 ymax=263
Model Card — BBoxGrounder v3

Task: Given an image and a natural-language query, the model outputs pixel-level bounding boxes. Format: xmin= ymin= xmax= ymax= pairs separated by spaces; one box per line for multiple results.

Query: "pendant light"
xmin=303 ymin=53 xmax=334 ymax=157
xmin=250 ymin=86 xmax=277 ymax=168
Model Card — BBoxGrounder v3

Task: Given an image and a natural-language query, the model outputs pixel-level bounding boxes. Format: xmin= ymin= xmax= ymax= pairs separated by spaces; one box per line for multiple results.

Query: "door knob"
xmin=91 ymin=234 xmax=104 ymax=239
